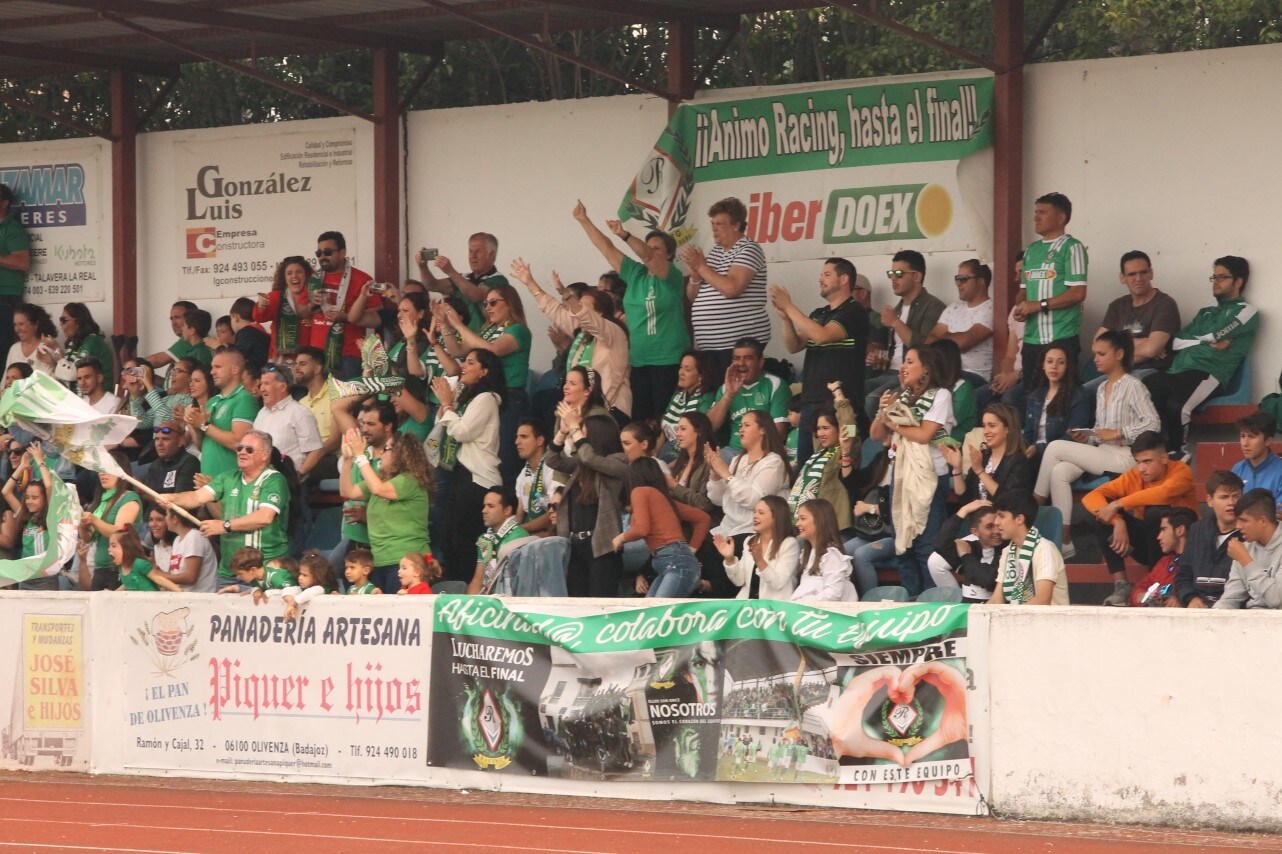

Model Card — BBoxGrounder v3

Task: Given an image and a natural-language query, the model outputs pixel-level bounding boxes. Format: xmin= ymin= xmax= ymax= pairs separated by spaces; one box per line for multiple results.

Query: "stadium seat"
xmin=1035 ymin=506 xmax=1063 ymax=548
xmin=861 ymin=584 xmax=909 ymax=603
xmin=433 ymin=580 xmax=468 ymax=595
xmin=917 ymin=586 xmax=963 ymax=603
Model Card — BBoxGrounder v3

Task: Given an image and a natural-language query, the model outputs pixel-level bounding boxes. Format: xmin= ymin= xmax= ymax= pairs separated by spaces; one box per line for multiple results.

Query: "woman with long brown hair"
xmin=254 ymin=255 xmax=316 ymax=362
xmin=706 ymin=409 xmax=791 ymax=552
xmin=716 ymin=495 xmax=799 ymax=600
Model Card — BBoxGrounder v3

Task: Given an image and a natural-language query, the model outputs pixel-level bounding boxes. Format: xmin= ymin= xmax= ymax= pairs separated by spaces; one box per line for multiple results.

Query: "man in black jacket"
xmin=1173 ymin=470 xmax=1243 ymax=607
xmin=928 ymin=498 xmax=1006 ymax=602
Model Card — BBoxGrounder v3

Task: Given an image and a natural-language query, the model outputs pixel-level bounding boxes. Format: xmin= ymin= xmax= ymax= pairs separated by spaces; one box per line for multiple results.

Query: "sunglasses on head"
xmin=153 ymin=427 xmax=177 ymax=435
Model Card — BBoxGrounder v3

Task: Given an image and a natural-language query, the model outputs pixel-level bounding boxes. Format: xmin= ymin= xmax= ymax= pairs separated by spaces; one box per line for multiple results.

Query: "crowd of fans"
xmin=0 ymin=182 xmax=1274 ymax=610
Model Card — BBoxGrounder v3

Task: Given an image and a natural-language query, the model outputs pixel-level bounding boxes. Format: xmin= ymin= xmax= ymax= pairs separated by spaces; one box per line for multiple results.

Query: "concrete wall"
xmin=977 ymin=606 xmax=1282 ymax=832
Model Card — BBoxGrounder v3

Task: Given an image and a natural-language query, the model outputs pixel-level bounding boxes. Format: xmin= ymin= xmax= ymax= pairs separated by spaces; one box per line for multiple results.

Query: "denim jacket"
xmin=1023 ymin=383 xmax=1093 ymax=448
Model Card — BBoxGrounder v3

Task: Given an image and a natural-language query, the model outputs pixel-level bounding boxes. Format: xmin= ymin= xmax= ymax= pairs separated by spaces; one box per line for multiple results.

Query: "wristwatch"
xmin=200 ymin=420 xmax=210 ymax=433
xmin=1039 ymin=298 xmax=1050 ymax=312
xmin=223 ymin=519 xmax=232 ymax=533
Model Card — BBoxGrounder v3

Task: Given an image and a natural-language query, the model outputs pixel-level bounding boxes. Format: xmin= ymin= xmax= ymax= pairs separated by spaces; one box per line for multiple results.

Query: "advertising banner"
xmin=118 ymin=594 xmax=428 ymax=780
xmin=0 ymin=145 xmax=105 ymax=303
xmin=174 ymin=126 xmax=358 ymax=300
xmin=0 ymin=596 xmax=90 ymax=771
xmin=428 ymin=597 xmax=979 ymax=809
xmin=619 ymin=77 xmax=994 ymax=260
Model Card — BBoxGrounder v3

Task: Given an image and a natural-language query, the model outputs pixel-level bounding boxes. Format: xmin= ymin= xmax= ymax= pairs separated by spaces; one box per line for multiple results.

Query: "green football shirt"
xmin=203 ymin=467 xmax=289 ymax=577
xmin=1021 ymin=234 xmax=1088 ymax=345
xmin=201 ymin=385 xmax=260 ymax=479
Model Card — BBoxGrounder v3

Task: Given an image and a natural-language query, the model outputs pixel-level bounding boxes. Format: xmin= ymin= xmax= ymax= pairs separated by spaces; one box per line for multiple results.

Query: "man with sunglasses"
xmin=142 ymin=419 xmax=198 ymax=496
xmin=862 ymin=249 xmax=945 ymax=418
xmin=162 ymin=430 xmax=289 ymax=589
xmin=927 ymin=260 xmax=994 ymax=389
xmin=307 ymin=230 xmax=380 ymax=379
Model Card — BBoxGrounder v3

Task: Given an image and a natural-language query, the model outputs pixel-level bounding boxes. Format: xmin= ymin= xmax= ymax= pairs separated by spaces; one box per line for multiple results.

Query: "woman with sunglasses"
xmin=6 ymin=303 xmax=59 ymax=376
xmin=511 ymin=257 xmax=632 ymax=423
xmin=436 ymin=282 xmax=532 ymax=484
xmin=59 ymin=302 xmax=114 ymax=382
xmin=254 ymin=255 xmax=316 ymax=363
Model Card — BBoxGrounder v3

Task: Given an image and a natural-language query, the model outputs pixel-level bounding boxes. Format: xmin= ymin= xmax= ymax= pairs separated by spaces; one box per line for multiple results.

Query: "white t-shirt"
xmin=5 ymin=341 xmax=55 ymax=376
xmin=920 ymin=387 xmax=955 ymax=476
xmin=168 ymin=528 xmax=219 ymax=593
xmin=889 ymin=303 xmax=912 ymax=370
xmin=86 ymin=391 xmax=121 ymax=414
xmin=937 ymin=298 xmax=994 ymax=378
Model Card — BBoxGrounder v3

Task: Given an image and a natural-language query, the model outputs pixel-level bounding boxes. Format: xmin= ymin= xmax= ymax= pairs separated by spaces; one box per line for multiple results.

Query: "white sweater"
xmin=725 ymin=536 xmax=800 ymax=600
xmin=437 ymin=391 xmax=502 ymax=488
xmin=791 ymin=547 xmax=858 ymax=603
xmin=706 ymin=452 xmax=790 ymax=537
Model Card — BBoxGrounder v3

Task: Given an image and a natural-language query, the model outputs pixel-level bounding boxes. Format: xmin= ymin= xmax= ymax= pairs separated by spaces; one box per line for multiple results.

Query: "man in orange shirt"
xmin=1082 ymin=430 xmax=1197 ymax=606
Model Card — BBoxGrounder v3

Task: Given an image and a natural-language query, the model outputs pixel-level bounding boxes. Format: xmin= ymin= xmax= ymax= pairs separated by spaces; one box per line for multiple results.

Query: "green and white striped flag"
xmin=0 ymin=371 xmax=137 ymax=477
xmin=0 ymin=371 xmax=140 ymax=583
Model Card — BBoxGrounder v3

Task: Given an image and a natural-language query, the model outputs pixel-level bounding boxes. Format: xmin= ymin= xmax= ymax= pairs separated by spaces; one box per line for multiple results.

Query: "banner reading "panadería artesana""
xmin=618 ymin=76 xmax=994 ymax=260
xmin=428 ymin=598 xmax=975 ymax=791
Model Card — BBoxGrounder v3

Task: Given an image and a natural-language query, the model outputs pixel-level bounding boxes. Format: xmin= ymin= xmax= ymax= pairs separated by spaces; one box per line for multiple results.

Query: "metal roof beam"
xmin=0 ymin=89 xmax=112 ymax=140
xmin=415 ymin=0 xmax=681 ymax=102
xmin=544 ymin=0 xmax=740 ymax=30
xmin=51 ymin=0 xmax=436 ymax=56
xmin=103 ymin=14 xmax=375 ymax=122
xmin=828 ymin=1 xmax=999 ymax=72
xmin=0 ymin=34 xmax=178 ymax=77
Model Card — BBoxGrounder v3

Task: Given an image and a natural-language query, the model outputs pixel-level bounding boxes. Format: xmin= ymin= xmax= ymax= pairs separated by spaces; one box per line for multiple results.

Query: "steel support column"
xmin=667 ymin=19 xmax=696 ymax=115
xmin=991 ymin=0 xmax=1024 ymax=359
xmin=372 ymin=48 xmax=402 ymax=285
xmin=110 ymin=71 xmax=138 ymax=343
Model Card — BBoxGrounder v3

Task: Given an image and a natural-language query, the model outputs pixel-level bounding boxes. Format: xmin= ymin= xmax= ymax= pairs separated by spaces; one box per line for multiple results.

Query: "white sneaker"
xmin=1060 ymin=541 xmax=1076 ymax=561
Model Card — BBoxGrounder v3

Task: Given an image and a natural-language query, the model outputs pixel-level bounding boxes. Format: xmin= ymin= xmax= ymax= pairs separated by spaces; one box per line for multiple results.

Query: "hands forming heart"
xmin=828 ymin=662 xmax=967 ymax=767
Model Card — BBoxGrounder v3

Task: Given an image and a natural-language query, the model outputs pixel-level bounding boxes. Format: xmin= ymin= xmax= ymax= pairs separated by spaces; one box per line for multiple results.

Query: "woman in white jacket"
xmin=715 ymin=495 xmax=799 ymax=600
xmin=792 ymin=499 xmax=858 ymax=603
xmin=705 ymin=410 xmax=791 ymax=552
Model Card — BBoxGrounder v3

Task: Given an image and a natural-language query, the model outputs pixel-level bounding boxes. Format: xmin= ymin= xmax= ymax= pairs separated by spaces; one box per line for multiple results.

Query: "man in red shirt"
xmin=308 ymin=230 xmax=381 ymax=379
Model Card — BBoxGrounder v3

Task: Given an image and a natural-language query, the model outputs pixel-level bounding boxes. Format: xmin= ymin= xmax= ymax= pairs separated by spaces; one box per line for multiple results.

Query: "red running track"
xmin=0 ymin=773 xmax=1279 ymax=853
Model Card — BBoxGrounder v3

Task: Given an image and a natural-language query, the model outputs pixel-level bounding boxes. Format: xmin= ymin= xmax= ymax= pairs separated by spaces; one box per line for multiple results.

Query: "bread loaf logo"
xmin=823 ymin=183 xmax=953 ymax=244
xmin=186 ymin=227 xmax=217 ymax=259
xmin=130 ymin=607 xmax=197 ymax=677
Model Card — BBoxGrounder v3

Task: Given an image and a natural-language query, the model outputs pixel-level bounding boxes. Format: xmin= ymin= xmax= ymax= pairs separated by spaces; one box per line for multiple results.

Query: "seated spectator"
xmin=942 ymin=402 xmax=1032 ymax=502
xmin=1033 ymin=330 xmax=1160 ymax=559
xmin=784 ymin=395 xmax=801 ymax=465
xmin=614 ymin=458 xmax=709 ymax=598
xmin=928 ymin=498 xmax=1005 ymax=603
xmin=862 ymin=249 xmax=946 ymax=419
xmin=129 ymin=357 xmax=194 ymax=431
xmin=988 ymin=488 xmax=1069 ymax=605
xmin=707 ymin=338 xmax=790 ymax=460
xmin=142 ymin=419 xmax=199 ymax=496
xmin=142 ymin=505 xmax=174 ymax=577
xmin=254 ymin=256 xmax=315 ymax=363
xmin=253 ymin=364 xmax=324 ymax=477
xmin=927 ymin=259 xmax=994 ymax=388
xmin=76 ymin=358 xmax=119 ymax=414
xmin=240 ymin=363 xmax=262 ymax=398
xmin=212 ymin=315 xmax=234 ymax=349
xmin=1082 ymin=431 xmax=1196 ymax=606
xmin=229 ymin=297 xmax=271 ymax=370
xmin=467 ymin=486 xmax=531 ymax=595
xmin=545 ymin=410 xmax=626 ymax=598
xmin=791 ymin=499 xmax=857 ymax=602
xmin=1127 ymin=507 xmax=1197 ymax=607
xmin=787 ymin=380 xmax=855 ymax=527
xmin=431 ymin=349 xmax=505 ymax=582
xmin=706 ymin=410 xmax=792 ymax=547
xmin=1215 ymin=488 xmax=1282 ymax=610
xmin=6 ymin=303 xmax=59 ymax=376
xmin=717 ymin=495 xmax=799 ymax=600
xmin=659 ymin=350 xmax=720 ymax=459
xmin=60 ymin=302 xmax=114 ymax=381
xmin=1174 ymin=470 xmax=1243 ymax=608
xmin=514 ymin=418 xmax=555 ymax=536
xmin=869 ymin=344 xmax=954 ymax=597
xmin=930 ymin=339 xmax=976 ymax=443
xmin=1232 ymin=411 xmax=1282 ymax=512
xmin=840 ymin=432 xmax=894 ymax=598
xmin=1144 ymin=255 xmax=1258 ymax=460
xmin=1021 ymin=343 xmax=1091 ymax=469
xmin=513 ymin=257 xmax=631 ymax=421
xmin=1085 ymin=251 xmax=1179 ymax=391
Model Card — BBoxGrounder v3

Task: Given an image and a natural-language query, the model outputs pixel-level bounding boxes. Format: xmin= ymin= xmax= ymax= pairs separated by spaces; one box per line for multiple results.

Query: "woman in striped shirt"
xmin=1033 ymin=330 xmax=1160 ymax=559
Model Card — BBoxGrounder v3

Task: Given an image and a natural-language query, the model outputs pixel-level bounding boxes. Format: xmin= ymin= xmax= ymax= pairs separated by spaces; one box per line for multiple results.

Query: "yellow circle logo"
xmin=915 ymin=183 xmax=953 ymax=238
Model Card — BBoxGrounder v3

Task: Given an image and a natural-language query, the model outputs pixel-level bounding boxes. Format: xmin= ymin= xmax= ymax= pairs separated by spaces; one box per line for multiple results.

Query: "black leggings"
xmin=567 ymin=537 xmax=624 ymax=597
xmin=441 ymin=463 xmax=489 ymax=584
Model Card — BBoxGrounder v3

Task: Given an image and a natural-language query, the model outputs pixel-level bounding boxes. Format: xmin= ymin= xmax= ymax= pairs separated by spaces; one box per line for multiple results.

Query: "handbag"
xmin=850 ymin=487 xmax=886 ymax=540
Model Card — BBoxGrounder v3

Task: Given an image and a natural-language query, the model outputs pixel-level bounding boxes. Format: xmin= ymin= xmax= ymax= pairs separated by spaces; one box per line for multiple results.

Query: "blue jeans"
xmin=888 ymin=473 xmax=949 ymax=598
xmin=372 ymin=563 xmax=401 ymax=595
xmin=646 ymin=542 xmax=701 ymax=598
xmin=864 ymin=371 xmax=900 ymax=420
xmin=843 ymin=534 xmax=897 ymax=597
